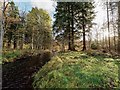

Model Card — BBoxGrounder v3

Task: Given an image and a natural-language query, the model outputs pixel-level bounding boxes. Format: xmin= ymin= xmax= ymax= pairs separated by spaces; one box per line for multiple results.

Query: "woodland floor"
xmin=2 ymin=52 xmax=51 ymax=89
xmin=2 ymin=51 xmax=120 ymax=89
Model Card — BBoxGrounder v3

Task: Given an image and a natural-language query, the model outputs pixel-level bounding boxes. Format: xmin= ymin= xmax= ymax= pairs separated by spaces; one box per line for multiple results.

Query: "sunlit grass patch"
xmin=33 ymin=51 xmax=119 ymax=88
xmin=2 ymin=50 xmax=21 ymax=63
xmin=2 ymin=49 xmax=45 ymax=63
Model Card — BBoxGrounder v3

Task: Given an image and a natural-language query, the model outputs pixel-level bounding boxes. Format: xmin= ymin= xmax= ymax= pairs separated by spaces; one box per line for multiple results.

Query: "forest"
xmin=0 ymin=0 xmax=120 ymax=89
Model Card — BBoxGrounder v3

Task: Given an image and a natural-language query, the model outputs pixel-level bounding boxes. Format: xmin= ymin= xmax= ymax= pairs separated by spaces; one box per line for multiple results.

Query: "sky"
xmin=93 ymin=0 xmax=107 ymax=26
xmin=0 ymin=0 xmax=115 ymax=25
xmin=14 ymin=0 xmax=56 ymax=20
xmin=13 ymin=0 xmax=107 ymax=26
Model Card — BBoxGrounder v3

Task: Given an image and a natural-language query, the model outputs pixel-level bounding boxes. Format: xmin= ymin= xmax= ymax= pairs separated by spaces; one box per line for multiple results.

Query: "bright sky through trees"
xmin=13 ymin=0 xmax=107 ymax=25
xmin=10 ymin=0 xmax=117 ymax=40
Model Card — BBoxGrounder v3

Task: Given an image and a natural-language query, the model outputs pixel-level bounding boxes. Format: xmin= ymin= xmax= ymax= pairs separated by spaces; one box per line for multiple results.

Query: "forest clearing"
xmin=0 ymin=0 xmax=120 ymax=89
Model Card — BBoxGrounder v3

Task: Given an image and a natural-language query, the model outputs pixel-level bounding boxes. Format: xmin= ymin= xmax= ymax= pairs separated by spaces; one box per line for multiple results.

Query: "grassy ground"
xmin=1 ymin=50 xmax=21 ymax=63
xmin=1 ymin=49 xmax=45 ymax=64
xmin=33 ymin=51 xmax=120 ymax=88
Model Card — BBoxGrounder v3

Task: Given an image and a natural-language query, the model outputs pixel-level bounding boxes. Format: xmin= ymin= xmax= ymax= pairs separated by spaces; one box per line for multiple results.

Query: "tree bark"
xmin=82 ymin=23 xmax=86 ymax=51
xmin=103 ymin=28 xmax=105 ymax=49
xmin=82 ymin=7 xmax=86 ymax=51
xmin=0 ymin=1 xmax=5 ymax=52
xmin=71 ymin=3 xmax=75 ymax=51
xmin=111 ymin=5 xmax=116 ymax=52
xmin=68 ymin=3 xmax=72 ymax=50
xmin=107 ymin=1 xmax=111 ymax=51
xmin=118 ymin=1 xmax=120 ymax=54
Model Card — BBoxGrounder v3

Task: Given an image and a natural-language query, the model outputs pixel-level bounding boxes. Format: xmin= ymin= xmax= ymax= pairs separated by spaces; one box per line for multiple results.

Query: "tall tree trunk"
xmin=113 ymin=28 xmax=116 ymax=51
xmin=103 ymin=28 xmax=105 ymax=49
xmin=68 ymin=31 xmax=71 ymax=50
xmin=71 ymin=3 xmax=75 ymax=51
xmin=13 ymin=24 xmax=18 ymax=49
xmin=107 ymin=1 xmax=111 ymax=51
xmin=111 ymin=6 xmax=116 ymax=52
xmin=82 ymin=22 xmax=86 ymax=51
xmin=82 ymin=7 xmax=86 ymax=51
xmin=68 ymin=3 xmax=72 ymax=50
xmin=0 ymin=1 xmax=5 ymax=52
xmin=0 ymin=24 xmax=4 ymax=50
xmin=96 ymin=30 xmax=99 ymax=46
xmin=0 ymin=19 xmax=4 ymax=50
xmin=118 ymin=1 xmax=120 ymax=54
xmin=105 ymin=36 xmax=108 ymax=50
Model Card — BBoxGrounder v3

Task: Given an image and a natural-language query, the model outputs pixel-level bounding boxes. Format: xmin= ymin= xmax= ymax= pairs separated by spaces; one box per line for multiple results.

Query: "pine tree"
xmin=3 ymin=1 xmax=20 ymax=49
xmin=53 ymin=2 xmax=95 ymax=51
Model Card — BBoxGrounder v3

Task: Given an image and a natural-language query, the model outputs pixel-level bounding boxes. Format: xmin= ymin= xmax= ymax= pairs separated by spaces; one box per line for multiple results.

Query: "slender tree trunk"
xmin=0 ymin=22 xmax=4 ymax=50
xmin=113 ymin=28 xmax=116 ymax=51
xmin=103 ymin=28 xmax=105 ymax=49
xmin=0 ymin=1 xmax=5 ymax=53
xmin=0 ymin=19 xmax=4 ymax=51
xmin=68 ymin=32 xmax=71 ymax=50
xmin=13 ymin=39 xmax=17 ymax=49
xmin=71 ymin=3 xmax=75 ymax=51
xmin=82 ymin=8 xmax=86 ymax=51
xmin=13 ymin=24 xmax=19 ymax=49
xmin=96 ymin=30 xmax=99 ymax=46
xmin=68 ymin=4 xmax=72 ymax=50
xmin=82 ymin=22 xmax=86 ymax=51
xmin=111 ymin=7 xmax=116 ymax=52
xmin=32 ymin=32 xmax=34 ymax=50
xmin=13 ymin=35 xmax=17 ymax=49
xmin=118 ymin=1 xmax=120 ymax=54
xmin=105 ymin=36 xmax=108 ymax=50
xmin=107 ymin=1 xmax=111 ymax=51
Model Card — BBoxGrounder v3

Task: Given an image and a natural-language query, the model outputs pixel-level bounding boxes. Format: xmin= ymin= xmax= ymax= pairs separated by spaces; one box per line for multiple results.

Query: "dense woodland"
xmin=0 ymin=1 xmax=52 ymax=50
xmin=0 ymin=1 xmax=120 ymax=54
xmin=0 ymin=0 xmax=120 ymax=89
